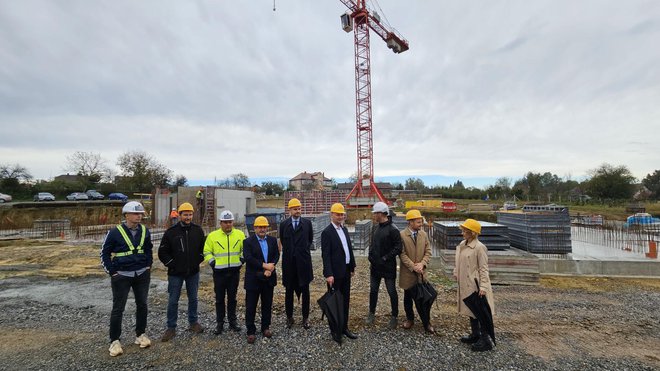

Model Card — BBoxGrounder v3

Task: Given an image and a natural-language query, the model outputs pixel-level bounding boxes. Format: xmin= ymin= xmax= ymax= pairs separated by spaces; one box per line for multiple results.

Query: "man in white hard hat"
xmin=100 ymin=201 xmax=153 ymax=357
xmin=203 ymin=210 xmax=246 ymax=335
xmin=366 ymin=201 xmax=402 ymax=329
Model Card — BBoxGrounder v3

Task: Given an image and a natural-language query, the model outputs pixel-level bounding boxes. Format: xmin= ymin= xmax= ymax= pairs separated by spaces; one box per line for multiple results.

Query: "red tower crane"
xmin=339 ymin=0 xmax=409 ymax=207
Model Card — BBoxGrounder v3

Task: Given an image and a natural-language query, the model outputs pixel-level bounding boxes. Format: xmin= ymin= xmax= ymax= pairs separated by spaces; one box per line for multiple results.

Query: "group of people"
xmin=100 ymin=197 xmax=495 ymax=356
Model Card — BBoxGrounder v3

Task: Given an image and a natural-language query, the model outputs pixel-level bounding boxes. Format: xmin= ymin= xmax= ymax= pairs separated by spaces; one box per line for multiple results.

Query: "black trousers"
xmin=245 ymin=283 xmax=274 ymax=335
xmin=109 ymin=270 xmax=150 ymax=342
xmin=404 ymin=288 xmax=430 ymax=327
xmin=326 ymin=264 xmax=352 ymax=331
xmin=369 ymin=274 xmax=399 ymax=317
xmin=285 ymin=284 xmax=310 ymax=319
xmin=212 ymin=268 xmax=240 ymax=325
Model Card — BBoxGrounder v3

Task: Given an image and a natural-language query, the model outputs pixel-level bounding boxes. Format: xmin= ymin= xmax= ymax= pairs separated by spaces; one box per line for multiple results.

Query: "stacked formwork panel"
xmin=351 ymin=219 xmax=373 ymax=253
xmin=434 ymin=221 xmax=511 ymax=251
xmin=304 ymin=213 xmax=330 ymax=250
xmin=497 ymin=209 xmax=572 ymax=254
xmin=285 ymin=190 xmax=350 ymax=215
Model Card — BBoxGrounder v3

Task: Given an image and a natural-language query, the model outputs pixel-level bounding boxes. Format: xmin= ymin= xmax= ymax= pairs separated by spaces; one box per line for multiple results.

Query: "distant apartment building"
xmin=289 ymin=171 xmax=332 ymax=191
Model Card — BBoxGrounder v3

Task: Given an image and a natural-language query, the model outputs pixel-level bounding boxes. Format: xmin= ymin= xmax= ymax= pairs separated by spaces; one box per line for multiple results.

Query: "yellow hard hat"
xmin=254 ymin=216 xmax=269 ymax=227
xmin=330 ymin=203 xmax=345 ymax=214
xmin=288 ymin=198 xmax=302 ymax=208
xmin=178 ymin=202 xmax=194 ymax=213
xmin=406 ymin=209 xmax=422 ymax=220
xmin=460 ymin=218 xmax=481 ymax=234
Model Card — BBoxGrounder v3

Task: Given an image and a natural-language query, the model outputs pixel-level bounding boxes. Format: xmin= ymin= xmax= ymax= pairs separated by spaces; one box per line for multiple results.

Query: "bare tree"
xmin=0 ymin=163 xmax=33 ymax=182
xmin=64 ymin=151 xmax=110 ymax=183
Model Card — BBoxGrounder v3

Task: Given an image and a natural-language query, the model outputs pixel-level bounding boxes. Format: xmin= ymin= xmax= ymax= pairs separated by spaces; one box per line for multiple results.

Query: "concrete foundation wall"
xmin=539 ymin=259 xmax=660 ymax=277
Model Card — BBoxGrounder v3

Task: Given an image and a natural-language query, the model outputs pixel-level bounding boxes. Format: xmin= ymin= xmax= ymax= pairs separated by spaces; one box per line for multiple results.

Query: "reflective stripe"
xmin=115 ymin=224 xmax=146 ymax=257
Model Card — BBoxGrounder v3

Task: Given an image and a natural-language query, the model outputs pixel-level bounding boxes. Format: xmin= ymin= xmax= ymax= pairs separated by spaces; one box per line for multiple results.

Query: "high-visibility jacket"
xmin=203 ymin=228 xmax=245 ymax=270
xmin=100 ymin=223 xmax=153 ymax=275
xmin=170 ymin=210 xmax=179 ymax=219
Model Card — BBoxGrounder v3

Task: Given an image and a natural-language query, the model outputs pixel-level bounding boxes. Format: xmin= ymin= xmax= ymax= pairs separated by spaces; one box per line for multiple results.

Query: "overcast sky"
xmin=1 ymin=0 xmax=658 ymax=187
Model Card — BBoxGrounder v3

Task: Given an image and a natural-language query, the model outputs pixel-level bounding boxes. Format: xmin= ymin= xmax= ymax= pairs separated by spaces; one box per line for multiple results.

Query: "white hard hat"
xmin=122 ymin=201 xmax=145 ymax=214
xmin=372 ymin=201 xmax=389 ymax=214
xmin=219 ymin=210 xmax=234 ymax=221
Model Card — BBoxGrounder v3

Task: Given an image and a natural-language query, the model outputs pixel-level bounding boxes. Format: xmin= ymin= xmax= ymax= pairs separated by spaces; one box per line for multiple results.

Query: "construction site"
xmin=1 ymin=0 xmax=659 ymax=370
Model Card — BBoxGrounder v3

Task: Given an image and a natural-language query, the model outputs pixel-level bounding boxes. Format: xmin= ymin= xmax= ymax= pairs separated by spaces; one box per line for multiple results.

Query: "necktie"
xmin=293 ymin=220 xmax=298 ymax=229
xmin=412 ymin=231 xmax=417 ymax=243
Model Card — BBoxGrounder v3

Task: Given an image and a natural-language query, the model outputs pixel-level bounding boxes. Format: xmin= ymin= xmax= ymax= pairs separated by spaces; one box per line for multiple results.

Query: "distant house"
xmin=53 ymin=173 xmax=83 ymax=183
xmin=289 ymin=171 xmax=332 ymax=191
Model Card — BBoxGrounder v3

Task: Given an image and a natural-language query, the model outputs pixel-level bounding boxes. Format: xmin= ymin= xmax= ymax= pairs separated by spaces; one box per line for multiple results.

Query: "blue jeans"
xmin=167 ymin=272 xmax=200 ymax=329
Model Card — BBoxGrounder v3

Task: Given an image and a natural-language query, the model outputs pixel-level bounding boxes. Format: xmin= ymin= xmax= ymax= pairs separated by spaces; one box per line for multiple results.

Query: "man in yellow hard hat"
xmin=279 ymin=198 xmax=314 ymax=329
xmin=243 ymin=216 xmax=280 ymax=344
xmin=399 ymin=209 xmax=434 ymax=333
xmin=321 ymin=203 xmax=357 ymax=342
xmin=158 ymin=202 xmax=206 ymax=341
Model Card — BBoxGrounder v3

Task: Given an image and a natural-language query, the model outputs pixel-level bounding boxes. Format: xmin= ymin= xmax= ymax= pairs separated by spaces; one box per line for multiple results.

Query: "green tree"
xmin=261 ymin=181 xmax=285 ymax=196
xmin=586 ymin=163 xmax=636 ymax=200
xmin=404 ymin=177 xmax=425 ymax=192
xmin=173 ymin=175 xmax=188 ymax=188
xmin=116 ymin=151 xmax=172 ymax=192
xmin=642 ymin=170 xmax=660 ymax=199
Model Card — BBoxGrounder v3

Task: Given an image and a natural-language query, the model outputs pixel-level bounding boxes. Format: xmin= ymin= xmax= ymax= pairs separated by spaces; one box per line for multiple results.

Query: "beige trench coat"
xmin=453 ymin=238 xmax=495 ymax=317
xmin=399 ymin=228 xmax=432 ymax=290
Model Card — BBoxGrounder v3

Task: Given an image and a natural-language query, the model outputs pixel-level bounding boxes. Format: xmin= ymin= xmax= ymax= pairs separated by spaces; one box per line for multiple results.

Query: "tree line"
xmin=1 ymin=154 xmax=659 ymax=203
xmin=399 ymin=164 xmax=660 ymax=203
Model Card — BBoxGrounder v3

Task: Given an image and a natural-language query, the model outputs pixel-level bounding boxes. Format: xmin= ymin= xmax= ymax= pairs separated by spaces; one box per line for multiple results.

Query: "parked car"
xmin=0 ymin=193 xmax=12 ymax=203
xmin=34 ymin=192 xmax=56 ymax=201
xmin=66 ymin=192 xmax=89 ymax=201
xmin=108 ymin=192 xmax=129 ymax=201
xmin=85 ymin=190 xmax=105 ymax=200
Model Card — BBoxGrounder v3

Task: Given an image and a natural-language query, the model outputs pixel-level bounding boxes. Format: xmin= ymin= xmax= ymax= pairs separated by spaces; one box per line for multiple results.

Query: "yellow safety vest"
xmin=114 ymin=224 xmax=146 ymax=257
xmin=203 ymin=228 xmax=245 ymax=269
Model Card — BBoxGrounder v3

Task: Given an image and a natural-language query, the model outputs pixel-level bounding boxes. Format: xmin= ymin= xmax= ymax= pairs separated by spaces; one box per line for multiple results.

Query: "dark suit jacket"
xmin=243 ymin=234 xmax=280 ymax=290
xmin=279 ymin=217 xmax=314 ymax=287
xmin=321 ymin=223 xmax=356 ymax=279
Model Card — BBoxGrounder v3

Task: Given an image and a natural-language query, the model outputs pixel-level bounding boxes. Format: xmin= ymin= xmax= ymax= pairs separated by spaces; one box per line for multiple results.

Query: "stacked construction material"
xmin=496 ymin=208 xmax=572 ymax=254
xmin=351 ymin=219 xmax=373 ymax=252
xmin=304 ymin=212 xmax=330 ymax=250
xmin=284 ymin=190 xmax=350 ymax=215
xmin=390 ymin=215 xmax=408 ymax=231
xmin=434 ymin=221 xmax=510 ymax=251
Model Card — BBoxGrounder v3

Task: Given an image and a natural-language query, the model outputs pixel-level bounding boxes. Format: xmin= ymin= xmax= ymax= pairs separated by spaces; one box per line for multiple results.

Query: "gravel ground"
xmin=0 ymin=255 xmax=659 ymax=370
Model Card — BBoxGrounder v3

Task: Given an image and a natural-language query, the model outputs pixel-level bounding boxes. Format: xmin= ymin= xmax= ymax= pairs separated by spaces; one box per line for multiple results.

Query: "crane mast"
xmin=340 ymin=0 xmax=408 ymax=207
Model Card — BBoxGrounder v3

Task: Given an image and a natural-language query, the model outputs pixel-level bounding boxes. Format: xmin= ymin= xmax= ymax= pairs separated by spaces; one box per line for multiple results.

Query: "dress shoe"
xmin=286 ymin=317 xmax=294 ymax=329
xmin=342 ymin=329 xmax=358 ymax=340
xmin=263 ymin=329 xmax=272 ymax=338
xmin=302 ymin=318 xmax=310 ymax=330
xmin=461 ymin=318 xmax=480 ymax=344
xmin=161 ymin=328 xmax=176 ymax=342
xmin=331 ymin=332 xmax=343 ymax=344
xmin=424 ymin=325 xmax=436 ymax=335
xmin=189 ymin=322 xmax=204 ymax=334
xmin=365 ymin=312 xmax=375 ymax=325
xmin=471 ymin=334 xmax=494 ymax=352
xmin=247 ymin=335 xmax=256 ymax=344
xmin=228 ymin=321 xmax=242 ymax=332
xmin=403 ymin=320 xmax=414 ymax=330
xmin=213 ymin=325 xmax=224 ymax=335
xmin=388 ymin=316 xmax=398 ymax=330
